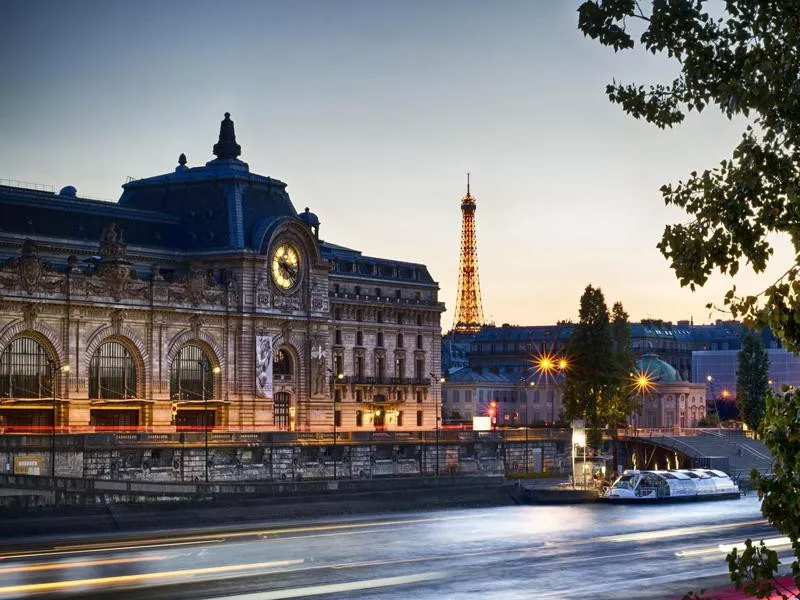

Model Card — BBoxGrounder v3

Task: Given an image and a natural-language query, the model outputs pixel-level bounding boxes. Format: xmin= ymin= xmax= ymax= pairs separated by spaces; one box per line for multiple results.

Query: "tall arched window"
xmin=171 ymin=345 xmax=215 ymax=401
xmin=273 ymin=349 xmax=293 ymax=377
xmin=0 ymin=338 xmax=53 ymax=398
xmin=89 ymin=341 xmax=137 ymax=399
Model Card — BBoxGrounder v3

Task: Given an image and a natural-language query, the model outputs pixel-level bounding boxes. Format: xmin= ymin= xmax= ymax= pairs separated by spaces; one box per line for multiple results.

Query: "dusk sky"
xmin=1 ymin=1 xmax=789 ymax=327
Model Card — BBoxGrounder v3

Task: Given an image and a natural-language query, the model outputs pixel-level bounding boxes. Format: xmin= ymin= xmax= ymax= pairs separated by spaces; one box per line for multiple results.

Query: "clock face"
xmin=271 ymin=242 xmax=301 ymax=290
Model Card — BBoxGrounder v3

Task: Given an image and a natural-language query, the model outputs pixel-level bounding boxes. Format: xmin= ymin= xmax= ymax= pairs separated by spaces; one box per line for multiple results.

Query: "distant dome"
xmin=59 ymin=185 xmax=77 ymax=197
xmin=636 ymin=354 xmax=680 ymax=382
xmin=299 ymin=207 xmax=319 ymax=227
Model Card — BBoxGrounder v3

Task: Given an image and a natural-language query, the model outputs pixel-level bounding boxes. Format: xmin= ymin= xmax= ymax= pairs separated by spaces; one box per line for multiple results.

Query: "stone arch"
xmin=274 ymin=343 xmax=300 ymax=377
xmin=166 ymin=330 xmax=225 ymax=371
xmin=0 ymin=319 xmax=66 ymax=368
xmin=84 ymin=325 xmax=150 ymax=398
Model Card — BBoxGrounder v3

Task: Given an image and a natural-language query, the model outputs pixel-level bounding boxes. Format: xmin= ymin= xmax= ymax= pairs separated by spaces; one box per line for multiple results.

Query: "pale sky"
xmin=1 ymin=1 xmax=790 ymax=327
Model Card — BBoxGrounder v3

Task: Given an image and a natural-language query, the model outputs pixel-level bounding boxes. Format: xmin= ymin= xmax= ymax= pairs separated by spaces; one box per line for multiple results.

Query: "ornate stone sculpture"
xmin=0 ymin=239 xmax=61 ymax=295
xmin=99 ymin=222 xmax=127 ymax=260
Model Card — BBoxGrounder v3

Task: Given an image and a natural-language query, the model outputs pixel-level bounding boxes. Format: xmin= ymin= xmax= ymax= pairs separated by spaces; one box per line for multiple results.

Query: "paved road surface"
xmin=0 ymin=496 xmax=789 ymax=599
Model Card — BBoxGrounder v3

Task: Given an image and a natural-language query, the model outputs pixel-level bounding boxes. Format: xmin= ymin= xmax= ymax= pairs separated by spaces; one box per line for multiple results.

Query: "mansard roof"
xmin=0 ymin=113 xmax=440 ymax=292
xmin=319 ymin=240 xmax=436 ymax=287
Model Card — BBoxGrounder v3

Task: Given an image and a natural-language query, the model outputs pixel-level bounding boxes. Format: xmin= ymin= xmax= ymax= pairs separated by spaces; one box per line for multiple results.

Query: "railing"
xmin=0 ymin=427 xmax=570 ymax=447
xmin=328 ymin=291 xmax=442 ymax=308
xmin=334 ymin=375 xmax=431 ymax=386
xmin=0 ymin=179 xmax=54 ymax=192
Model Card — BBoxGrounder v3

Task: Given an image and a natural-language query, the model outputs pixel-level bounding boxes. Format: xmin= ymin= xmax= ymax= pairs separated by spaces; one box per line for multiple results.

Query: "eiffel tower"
xmin=453 ymin=174 xmax=485 ymax=333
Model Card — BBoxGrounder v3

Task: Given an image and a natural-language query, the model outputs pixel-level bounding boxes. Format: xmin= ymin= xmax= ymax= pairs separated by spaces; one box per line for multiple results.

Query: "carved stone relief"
xmin=0 ymin=240 xmax=64 ymax=295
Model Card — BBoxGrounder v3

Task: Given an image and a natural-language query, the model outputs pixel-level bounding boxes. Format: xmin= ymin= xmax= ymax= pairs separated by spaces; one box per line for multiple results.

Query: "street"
xmin=0 ymin=496 xmax=785 ymax=599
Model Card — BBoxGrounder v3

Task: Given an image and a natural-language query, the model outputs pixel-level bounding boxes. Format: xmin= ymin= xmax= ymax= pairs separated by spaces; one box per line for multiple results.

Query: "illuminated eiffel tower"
xmin=453 ymin=174 xmax=485 ymax=333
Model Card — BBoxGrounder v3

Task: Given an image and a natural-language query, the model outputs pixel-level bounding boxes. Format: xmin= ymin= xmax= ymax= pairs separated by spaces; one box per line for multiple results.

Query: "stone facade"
xmin=0 ymin=114 xmax=444 ymax=433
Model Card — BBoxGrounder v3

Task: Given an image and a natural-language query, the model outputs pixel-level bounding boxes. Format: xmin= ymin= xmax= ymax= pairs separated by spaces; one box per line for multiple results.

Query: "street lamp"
xmin=47 ymin=361 xmax=69 ymax=503
xmin=706 ymin=374 xmax=719 ymax=426
xmin=198 ymin=358 xmax=220 ymax=483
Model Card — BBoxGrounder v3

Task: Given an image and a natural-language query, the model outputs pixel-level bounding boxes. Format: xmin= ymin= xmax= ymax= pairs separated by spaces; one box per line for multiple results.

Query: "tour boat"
xmin=602 ymin=469 xmax=741 ymax=502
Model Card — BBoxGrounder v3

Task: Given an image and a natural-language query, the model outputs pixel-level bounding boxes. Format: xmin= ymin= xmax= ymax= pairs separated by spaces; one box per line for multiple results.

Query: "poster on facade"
xmin=255 ymin=334 xmax=273 ymax=398
xmin=14 ymin=455 xmax=43 ymax=475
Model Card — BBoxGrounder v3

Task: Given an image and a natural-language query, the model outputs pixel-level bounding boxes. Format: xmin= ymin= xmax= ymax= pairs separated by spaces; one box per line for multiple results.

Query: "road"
xmin=0 ymin=495 xmax=788 ymax=600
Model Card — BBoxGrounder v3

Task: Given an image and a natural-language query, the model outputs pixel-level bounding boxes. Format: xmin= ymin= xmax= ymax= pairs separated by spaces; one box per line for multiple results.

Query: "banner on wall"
xmin=255 ymin=334 xmax=273 ymax=398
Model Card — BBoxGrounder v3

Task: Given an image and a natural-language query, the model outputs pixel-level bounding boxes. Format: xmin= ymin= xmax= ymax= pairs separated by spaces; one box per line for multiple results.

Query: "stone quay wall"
xmin=0 ymin=431 xmax=570 ymax=484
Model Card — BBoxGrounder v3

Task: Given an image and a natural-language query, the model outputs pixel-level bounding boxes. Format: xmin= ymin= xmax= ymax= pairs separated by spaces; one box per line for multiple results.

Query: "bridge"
xmin=618 ymin=428 xmax=773 ymax=483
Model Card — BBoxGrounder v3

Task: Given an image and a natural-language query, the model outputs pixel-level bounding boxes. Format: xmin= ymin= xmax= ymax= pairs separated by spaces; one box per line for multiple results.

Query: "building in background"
xmin=441 ymin=320 xmax=787 ymax=427
xmin=692 ymin=348 xmax=800 ymax=401
xmin=0 ymin=114 xmax=444 ymax=433
xmin=632 ymin=355 xmax=707 ymax=428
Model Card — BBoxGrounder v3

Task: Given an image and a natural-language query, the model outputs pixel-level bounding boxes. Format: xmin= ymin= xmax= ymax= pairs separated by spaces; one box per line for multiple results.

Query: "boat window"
xmin=612 ymin=475 xmax=636 ymax=489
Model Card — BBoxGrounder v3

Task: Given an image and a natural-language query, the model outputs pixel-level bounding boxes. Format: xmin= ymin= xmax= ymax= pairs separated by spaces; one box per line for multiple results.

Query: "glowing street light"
xmin=633 ymin=370 xmax=655 ymax=395
xmin=721 ymin=389 xmax=731 ymax=399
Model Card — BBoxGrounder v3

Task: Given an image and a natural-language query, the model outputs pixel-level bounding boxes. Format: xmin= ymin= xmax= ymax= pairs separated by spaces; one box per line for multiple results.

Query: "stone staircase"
xmin=646 ymin=430 xmax=773 ymax=479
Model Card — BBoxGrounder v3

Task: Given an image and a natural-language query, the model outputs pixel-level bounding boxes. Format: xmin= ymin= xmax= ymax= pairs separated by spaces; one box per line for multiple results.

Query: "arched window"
xmin=0 ymin=338 xmax=54 ymax=398
xmin=171 ymin=345 xmax=215 ymax=401
xmin=274 ymin=349 xmax=293 ymax=377
xmin=89 ymin=341 xmax=137 ymax=399
xmin=397 ymin=333 xmax=404 ymax=348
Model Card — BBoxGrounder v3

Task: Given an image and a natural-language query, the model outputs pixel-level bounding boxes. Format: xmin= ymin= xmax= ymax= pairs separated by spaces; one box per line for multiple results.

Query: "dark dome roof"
xmin=636 ymin=353 xmax=680 ymax=382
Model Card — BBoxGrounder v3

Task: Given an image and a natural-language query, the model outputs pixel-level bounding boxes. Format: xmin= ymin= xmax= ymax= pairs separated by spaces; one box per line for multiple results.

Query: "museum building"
xmin=0 ymin=114 xmax=444 ymax=433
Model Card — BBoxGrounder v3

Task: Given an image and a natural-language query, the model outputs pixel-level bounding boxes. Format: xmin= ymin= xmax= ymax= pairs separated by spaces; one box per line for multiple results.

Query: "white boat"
xmin=602 ymin=468 xmax=740 ymax=502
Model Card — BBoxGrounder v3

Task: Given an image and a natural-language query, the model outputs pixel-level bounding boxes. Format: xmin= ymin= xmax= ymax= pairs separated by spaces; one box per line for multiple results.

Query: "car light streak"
xmin=203 ymin=572 xmax=446 ymax=600
xmin=593 ymin=519 xmax=767 ymax=544
xmin=0 ymin=554 xmax=169 ymax=574
xmin=0 ymin=558 xmax=304 ymax=595
xmin=0 ymin=539 xmax=224 ymax=561
xmin=675 ymin=546 xmax=724 ymax=557
xmin=718 ymin=537 xmax=791 ymax=554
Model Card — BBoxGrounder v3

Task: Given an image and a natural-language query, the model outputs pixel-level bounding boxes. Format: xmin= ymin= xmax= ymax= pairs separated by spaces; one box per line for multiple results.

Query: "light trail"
xmin=718 ymin=537 xmax=792 ymax=554
xmin=0 ymin=539 xmax=224 ymax=561
xmin=592 ymin=519 xmax=767 ymax=544
xmin=0 ymin=554 xmax=169 ymax=574
xmin=0 ymin=558 xmax=304 ymax=596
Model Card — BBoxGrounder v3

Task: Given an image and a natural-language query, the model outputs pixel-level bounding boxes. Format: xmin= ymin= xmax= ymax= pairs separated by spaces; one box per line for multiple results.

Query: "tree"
xmin=563 ymin=286 xmax=637 ymax=432
xmin=736 ymin=334 xmax=770 ymax=432
xmin=577 ymin=1 xmax=800 ymax=594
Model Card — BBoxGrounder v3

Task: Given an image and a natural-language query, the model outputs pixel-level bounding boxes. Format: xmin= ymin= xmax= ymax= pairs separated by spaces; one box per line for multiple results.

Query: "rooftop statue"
xmin=212 ymin=112 xmax=241 ymax=160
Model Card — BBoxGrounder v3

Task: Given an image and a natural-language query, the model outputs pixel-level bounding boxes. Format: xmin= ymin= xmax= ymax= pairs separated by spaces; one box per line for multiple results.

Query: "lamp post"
xmin=431 ymin=373 xmax=443 ymax=477
xmin=706 ymin=374 xmax=719 ymax=426
xmin=526 ymin=380 xmax=534 ymax=472
xmin=48 ymin=361 xmax=69 ymax=503
xmin=198 ymin=358 xmax=220 ymax=483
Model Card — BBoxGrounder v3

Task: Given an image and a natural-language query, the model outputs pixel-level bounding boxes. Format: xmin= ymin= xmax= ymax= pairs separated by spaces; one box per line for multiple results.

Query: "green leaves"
xmin=726 ymin=539 xmax=782 ymax=598
xmin=563 ymin=286 xmax=637 ymax=428
xmin=578 ymin=1 xmax=800 ymax=331
xmin=579 ymin=3 xmax=800 ymax=597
